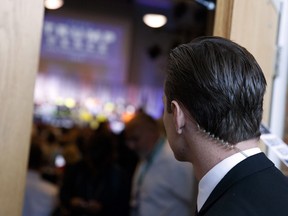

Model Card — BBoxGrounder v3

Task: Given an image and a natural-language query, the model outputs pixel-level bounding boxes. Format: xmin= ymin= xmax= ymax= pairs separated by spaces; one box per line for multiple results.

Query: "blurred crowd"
xmin=23 ymin=118 xmax=139 ymax=216
xmin=22 ymin=110 xmax=195 ymax=216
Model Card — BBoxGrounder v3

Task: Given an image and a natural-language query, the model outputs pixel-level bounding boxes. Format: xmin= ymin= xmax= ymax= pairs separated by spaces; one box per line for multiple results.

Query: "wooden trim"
xmin=0 ymin=1 xmax=44 ymax=215
xmin=213 ymin=0 xmax=234 ymax=38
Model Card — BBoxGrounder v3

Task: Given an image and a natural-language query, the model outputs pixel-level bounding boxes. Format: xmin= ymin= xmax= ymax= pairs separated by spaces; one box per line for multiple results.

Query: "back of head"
xmin=128 ymin=112 xmax=159 ymax=131
xmin=125 ymin=112 xmax=160 ymax=158
xmin=28 ymin=144 xmax=44 ymax=170
xmin=165 ymin=36 xmax=266 ymax=144
xmin=84 ymin=133 xmax=116 ymax=169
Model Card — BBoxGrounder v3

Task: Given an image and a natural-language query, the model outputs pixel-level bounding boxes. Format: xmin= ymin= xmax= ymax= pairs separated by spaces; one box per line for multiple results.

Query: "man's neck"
xmin=192 ymin=139 xmax=259 ymax=181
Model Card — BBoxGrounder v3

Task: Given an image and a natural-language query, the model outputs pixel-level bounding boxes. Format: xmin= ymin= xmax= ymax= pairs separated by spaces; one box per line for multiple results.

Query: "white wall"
xmin=268 ymin=0 xmax=288 ymax=168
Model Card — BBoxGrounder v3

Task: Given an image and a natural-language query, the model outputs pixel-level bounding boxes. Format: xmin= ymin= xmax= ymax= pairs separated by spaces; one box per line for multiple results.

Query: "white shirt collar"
xmin=197 ymin=147 xmax=262 ymax=211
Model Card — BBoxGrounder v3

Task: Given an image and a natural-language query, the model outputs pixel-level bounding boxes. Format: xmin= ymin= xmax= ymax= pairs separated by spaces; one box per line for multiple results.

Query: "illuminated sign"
xmin=41 ymin=15 xmax=124 ymax=62
xmin=40 ymin=14 xmax=130 ymax=84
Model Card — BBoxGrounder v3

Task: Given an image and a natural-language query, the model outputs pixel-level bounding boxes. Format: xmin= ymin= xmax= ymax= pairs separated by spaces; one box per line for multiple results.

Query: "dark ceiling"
xmin=45 ymin=0 xmax=216 ymax=39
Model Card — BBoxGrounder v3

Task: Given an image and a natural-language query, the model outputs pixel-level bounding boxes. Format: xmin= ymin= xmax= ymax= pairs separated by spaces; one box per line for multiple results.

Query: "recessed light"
xmin=143 ymin=14 xmax=167 ymax=28
xmin=44 ymin=0 xmax=64 ymax=10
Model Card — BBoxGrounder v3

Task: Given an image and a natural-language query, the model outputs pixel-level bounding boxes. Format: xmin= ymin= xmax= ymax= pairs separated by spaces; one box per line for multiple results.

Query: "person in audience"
xmin=163 ymin=36 xmax=288 ymax=215
xmin=22 ymin=143 xmax=58 ymax=216
xmin=125 ymin=112 xmax=195 ymax=216
xmin=59 ymin=131 xmax=130 ymax=216
xmin=115 ymin=129 xmax=139 ymax=200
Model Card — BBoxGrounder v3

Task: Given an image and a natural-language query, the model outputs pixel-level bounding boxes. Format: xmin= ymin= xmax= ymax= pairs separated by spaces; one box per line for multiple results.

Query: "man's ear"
xmin=171 ymin=100 xmax=185 ymax=134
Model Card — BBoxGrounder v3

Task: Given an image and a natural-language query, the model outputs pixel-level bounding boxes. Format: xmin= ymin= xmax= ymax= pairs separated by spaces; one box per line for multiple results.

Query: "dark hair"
xmin=164 ymin=36 xmax=266 ymax=144
xmin=85 ymin=133 xmax=116 ymax=169
xmin=28 ymin=144 xmax=44 ymax=170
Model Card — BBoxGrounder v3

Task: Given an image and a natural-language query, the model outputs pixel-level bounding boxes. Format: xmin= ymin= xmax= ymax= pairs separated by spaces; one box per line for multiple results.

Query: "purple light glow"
xmin=41 ymin=14 xmax=128 ymax=84
xmin=35 ymin=14 xmax=164 ymax=127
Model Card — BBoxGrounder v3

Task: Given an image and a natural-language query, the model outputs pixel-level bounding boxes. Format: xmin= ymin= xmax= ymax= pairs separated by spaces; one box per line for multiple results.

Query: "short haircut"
xmin=164 ymin=36 xmax=266 ymax=144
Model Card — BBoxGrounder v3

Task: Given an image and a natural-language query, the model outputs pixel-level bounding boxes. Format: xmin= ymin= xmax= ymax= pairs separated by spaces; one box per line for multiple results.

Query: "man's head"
xmin=164 ymin=36 xmax=266 ymax=145
xmin=125 ymin=112 xmax=161 ymax=159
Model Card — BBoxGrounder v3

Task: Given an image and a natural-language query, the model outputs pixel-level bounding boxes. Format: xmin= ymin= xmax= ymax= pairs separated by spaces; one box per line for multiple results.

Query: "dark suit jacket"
xmin=197 ymin=153 xmax=288 ymax=216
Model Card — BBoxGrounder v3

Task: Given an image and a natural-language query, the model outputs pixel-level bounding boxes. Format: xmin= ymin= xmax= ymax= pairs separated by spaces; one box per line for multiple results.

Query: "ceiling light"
xmin=44 ymin=0 xmax=64 ymax=10
xmin=143 ymin=14 xmax=167 ymax=28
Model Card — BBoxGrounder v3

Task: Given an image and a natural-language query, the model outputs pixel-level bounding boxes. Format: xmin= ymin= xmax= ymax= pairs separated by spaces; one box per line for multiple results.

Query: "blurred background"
xmin=35 ymin=0 xmax=216 ymax=132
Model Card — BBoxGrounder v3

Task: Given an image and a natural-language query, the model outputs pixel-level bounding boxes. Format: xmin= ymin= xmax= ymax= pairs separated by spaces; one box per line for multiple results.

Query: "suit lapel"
xmin=198 ymin=153 xmax=274 ymax=215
